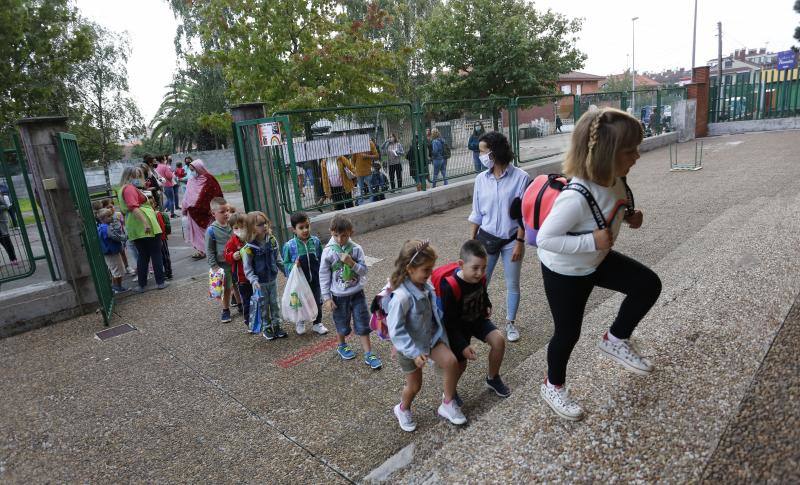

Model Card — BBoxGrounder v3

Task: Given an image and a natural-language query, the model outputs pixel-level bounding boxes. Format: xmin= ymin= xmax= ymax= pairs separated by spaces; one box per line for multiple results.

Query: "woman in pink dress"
xmin=181 ymin=160 xmax=223 ymax=259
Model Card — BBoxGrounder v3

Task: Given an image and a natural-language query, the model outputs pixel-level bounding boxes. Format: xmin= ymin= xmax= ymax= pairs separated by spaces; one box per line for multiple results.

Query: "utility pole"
xmin=632 ymin=17 xmax=639 ymax=114
xmin=717 ymin=21 xmax=723 ymax=86
xmin=691 ymin=0 xmax=698 ymax=69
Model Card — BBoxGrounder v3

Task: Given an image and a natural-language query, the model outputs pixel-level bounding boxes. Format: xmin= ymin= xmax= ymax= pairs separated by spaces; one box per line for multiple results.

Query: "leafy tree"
xmin=71 ymin=24 xmax=144 ymax=183
xmin=601 ymin=70 xmax=633 ymax=92
xmin=795 ymin=0 xmax=800 ymax=50
xmin=0 ymin=0 xmax=94 ymax=132
xmin=131 ymin=135 xmax=173 ymax=159
xmin=419 ymin=0 xmax=585 ymax=99
xmin=169 ymin=0 xmax=405 ymax=111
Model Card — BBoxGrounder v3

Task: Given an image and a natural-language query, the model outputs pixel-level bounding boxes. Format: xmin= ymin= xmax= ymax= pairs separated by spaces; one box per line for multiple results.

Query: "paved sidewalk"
xmin=1 ymin=130 xmax=799 ymax=483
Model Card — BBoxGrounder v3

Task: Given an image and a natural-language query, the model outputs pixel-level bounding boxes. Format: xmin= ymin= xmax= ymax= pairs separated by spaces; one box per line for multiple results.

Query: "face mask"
xmin=131 ymin=179 xmax=143 ymax=188
xmin=479 ymin=152 xmax=493 ymax=169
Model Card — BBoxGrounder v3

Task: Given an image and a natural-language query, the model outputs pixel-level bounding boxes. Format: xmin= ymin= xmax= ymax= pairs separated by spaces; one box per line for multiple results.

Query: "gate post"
xmin=16 ymin=116 xmax=97 ymax=309
xmin=230 ymin=103 xmax=266 ymax=213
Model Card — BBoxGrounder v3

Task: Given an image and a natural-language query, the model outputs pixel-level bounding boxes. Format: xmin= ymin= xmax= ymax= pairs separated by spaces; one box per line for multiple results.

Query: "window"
xmin=561 ymin=84 xmax=571 ymax=95
xmin=576 ymin=84 xmax=582 ymax=95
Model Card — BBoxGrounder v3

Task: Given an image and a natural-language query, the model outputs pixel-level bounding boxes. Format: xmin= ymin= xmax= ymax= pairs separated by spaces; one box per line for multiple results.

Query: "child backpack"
xmin=518 ymin=174 xmax=635 ymax=247
xmin=430 ymin=261 xmax=486 ymax=312
xmin=369 ymin=282 xmax=393 ymax=340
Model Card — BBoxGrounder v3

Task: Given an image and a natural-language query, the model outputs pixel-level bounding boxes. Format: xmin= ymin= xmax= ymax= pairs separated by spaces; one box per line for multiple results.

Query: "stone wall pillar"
xmin=687 ymin=66 xmax=710 ymax=138
xmin=230 ymin=103 xmax=267 ymax=214
xmin=17 ymin=116 xmax=97 ymax=309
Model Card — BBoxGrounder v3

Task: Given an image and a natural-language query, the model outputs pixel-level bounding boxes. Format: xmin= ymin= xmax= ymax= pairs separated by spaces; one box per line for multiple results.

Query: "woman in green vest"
xmin=118 ymin=166 xmax=168 ymax=292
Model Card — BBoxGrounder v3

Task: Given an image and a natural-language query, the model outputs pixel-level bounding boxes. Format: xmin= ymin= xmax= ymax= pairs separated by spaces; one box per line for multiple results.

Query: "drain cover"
xmin=95 ymin=323 xmax=137 ymax=341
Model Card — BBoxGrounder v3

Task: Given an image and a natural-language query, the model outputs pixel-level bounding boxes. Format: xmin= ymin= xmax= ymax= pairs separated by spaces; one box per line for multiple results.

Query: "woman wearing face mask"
xmin=381 ymin=133 xmax=405 ymax=191
xmin=181 ymin=160 xmax=223 ymax=260
xmin=467 ymin=122 xmax=486 ymax=173
xmin=118 ymin=166 xmax=168 ymax=292
xmin=468 ymin=131 xmax=530 ymax=342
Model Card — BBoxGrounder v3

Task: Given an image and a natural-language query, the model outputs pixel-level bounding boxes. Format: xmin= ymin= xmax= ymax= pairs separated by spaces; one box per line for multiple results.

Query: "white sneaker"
xmin=393 ymin=403 xmax=416 ymax=432
xmin=598 ymin=336 xmax=654 ymax=375
xmin=540 ymin=382 xmax=583 ymax=421
xmin=437 ymin=396 xmax=467 ymax=425
xmin=506 ymin=322 xmax=520 ymax=342
xmin=295 ymin=320 xmax=306 ymax=335
xmin=311 ymin=323 xmax=329 ymax=335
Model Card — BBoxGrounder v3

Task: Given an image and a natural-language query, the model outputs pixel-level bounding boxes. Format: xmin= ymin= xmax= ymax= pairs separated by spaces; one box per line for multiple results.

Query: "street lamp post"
xmin=632 ymin=17 xmax=639 ymax=115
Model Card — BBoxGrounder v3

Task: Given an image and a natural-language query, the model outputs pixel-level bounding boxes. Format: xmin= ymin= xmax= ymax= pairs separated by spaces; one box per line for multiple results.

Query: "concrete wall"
xmin=0 ymin=281 xmax=84 ymax=337
xmin=708 ymin=117 xmax=800 ymax=136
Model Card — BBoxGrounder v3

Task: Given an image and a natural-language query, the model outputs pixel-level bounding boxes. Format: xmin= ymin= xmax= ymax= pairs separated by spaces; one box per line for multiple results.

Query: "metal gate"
xmin=231 ymin=116 xmax=298 ymax=244
xmin=56 ymin=132 xmax=114 ymax=325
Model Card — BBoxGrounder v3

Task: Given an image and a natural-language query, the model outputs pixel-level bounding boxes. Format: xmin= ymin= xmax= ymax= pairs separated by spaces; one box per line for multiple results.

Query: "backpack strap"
xmin=621 ymin=176 xmax=635 ymax=216
xmin=564 ymin=182 xmax=607 ymax=229
xmin=444 ymin=274 xmax=461 ymax=301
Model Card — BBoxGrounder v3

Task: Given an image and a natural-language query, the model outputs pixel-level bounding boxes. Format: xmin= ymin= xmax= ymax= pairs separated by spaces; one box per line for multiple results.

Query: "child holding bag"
xmin=242 ymin=211 xmax=287 ymax=340
xmin=224 ymin=213 xmax=251 ymax=329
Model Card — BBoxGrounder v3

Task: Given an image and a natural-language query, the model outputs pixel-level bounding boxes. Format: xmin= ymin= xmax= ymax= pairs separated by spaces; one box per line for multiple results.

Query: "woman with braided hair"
xmin=536 ymin=107 xmax=662 ymax=421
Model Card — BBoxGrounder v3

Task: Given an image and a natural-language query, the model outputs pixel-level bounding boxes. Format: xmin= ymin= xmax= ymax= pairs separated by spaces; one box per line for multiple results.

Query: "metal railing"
xmin=710 ymin=77 xmax=800 ymax=122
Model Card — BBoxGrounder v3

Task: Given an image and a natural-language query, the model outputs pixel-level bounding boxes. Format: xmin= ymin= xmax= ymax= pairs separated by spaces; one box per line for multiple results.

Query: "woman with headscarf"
xmin=181 ymin=160 xmax=223 ymax=260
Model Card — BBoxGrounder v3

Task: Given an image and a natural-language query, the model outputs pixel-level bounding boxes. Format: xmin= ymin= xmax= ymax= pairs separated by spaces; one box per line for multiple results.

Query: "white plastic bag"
xmin=281 ymin=265 xmax=319 ymax=323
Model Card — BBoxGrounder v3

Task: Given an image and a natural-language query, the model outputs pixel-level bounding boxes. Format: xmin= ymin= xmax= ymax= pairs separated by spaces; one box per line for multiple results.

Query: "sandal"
xmin=191 ymin=252 xmax=205 ymax=260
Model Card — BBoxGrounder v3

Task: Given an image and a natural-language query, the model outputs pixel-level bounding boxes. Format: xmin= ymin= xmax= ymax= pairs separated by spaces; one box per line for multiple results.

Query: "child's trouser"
xmin=331 ymin=290 xmax=370 ymax=337
xmin=541 ymin=250 xmax=661 ymax=386
xmin=259 ymin=279 xmax=282 ymax=329
xmin=309 ymin=278 xmax=323 ymax=325
xmin=0 ymin=234 xmax=17 ymax=261
xmin=238 ymin=282 xmax=252 ymax=324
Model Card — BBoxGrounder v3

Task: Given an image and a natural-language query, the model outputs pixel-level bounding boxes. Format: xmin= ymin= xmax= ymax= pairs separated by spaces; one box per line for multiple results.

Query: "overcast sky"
xmin=75 ymin=0 xmax=798 ymax=123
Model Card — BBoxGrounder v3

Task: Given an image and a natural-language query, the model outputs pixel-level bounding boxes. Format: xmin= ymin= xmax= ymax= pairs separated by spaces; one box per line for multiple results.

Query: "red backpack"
xmin=518 ymin=174 xmax=634 ymax=247
xmin=431 ymin=262 xmax=485 ymax=311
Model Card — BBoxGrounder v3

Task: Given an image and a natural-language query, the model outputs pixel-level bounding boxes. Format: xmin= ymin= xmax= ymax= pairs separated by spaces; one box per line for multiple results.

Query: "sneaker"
xmin=263 ymin=326 xmax=277 ymax=340
xmin=274 ymin=324 xmax=288 ymax=338
xmin=453 ymin=392 xmax=464 ymax=408
xmin=311 ymin=323 xmax=329 ymax=335
xmin=295 ymin=320 xmax=306 ymax=335
xmin=10 ymin=260 xmax=20 ymax=266
xmin=236 ymin=303 xmax=243 ymax=314
xmin=364 ymin=351 xmax=382 ymax=370
xmin=156 ymin=282 xmax=169 ymax=290
xmin=540 ymin=382 xmax=583 ymax=421
xmin=220 ymin=309 xmax=232 ymax=323
xmin=393 ymin=403 xmax=417 ymax=432
xmin=132 ymin=286 xmax=146 ymax=294
xmin=126 ymin=267 xmax=136 ymax=275
xmin=485 ymin=375 xmax=511 ymax=398
xmin=337 ymin=343 xmax=356 ymax=360
xmin=598 ymin=336 xmax=654 ymax=375
xmin=112 ymin=286 xmax=129 ymax=294
xmin=437 ymin=397 xmax=467 ymax=425
xmin=506 ymin=322 xmax=520 ymax=342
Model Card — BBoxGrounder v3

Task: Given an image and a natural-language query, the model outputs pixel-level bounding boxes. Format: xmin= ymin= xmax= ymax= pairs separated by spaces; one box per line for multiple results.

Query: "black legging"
xmin=0 ymin=234 xmax=17 ymax=261
xmin=542 ymin=250 xmax=661 ymax=386
xmin=133 ymin=236 xmax=165 ymax=288
xmin=388 ymin=164 xmax=402 ymax=189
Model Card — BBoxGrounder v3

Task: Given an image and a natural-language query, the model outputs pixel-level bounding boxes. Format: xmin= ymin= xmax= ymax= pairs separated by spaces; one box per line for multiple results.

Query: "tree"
xmin=0 ymin=0 xmax=94 ymax=132
xmin=601 ymin=70 xmax=633 ymax=92
xmin=419 ymin=0 xmax=585 ymax=99
xmin=71 ymin=24 xmax=144 ymax=184
xmin=169 ymin=0 xmax=405 ymax=111
xmin=794 ymin=0 xmax=800 ymax=50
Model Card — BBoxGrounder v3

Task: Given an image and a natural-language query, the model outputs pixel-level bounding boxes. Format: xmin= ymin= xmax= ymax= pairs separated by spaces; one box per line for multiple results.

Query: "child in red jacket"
xmin=224 ymin=213 xmax=250 ymax=328
xmin=149 ymin=195 xmax=173 ymax=279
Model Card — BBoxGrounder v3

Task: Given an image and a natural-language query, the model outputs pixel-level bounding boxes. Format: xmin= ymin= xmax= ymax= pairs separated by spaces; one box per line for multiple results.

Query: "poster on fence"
xmin=348 ymin=133 xmax=370 ymax=153
xmin=258 ymin=122 xmax=283 ymax=147
xmin=327 ymin=136 xmax=351 ymax=157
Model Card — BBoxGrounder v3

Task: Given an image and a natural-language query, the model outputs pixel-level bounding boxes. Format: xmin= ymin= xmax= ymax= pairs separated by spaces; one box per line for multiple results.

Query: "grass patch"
xmin=217 ymin=171 xmax=241 ymax=193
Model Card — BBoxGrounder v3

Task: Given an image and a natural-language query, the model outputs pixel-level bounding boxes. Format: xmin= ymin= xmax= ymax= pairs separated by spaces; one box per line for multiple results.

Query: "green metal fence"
xmin=0 ymin=134 xmax=57 ymax=287
xmin=420 ymin=97 xmax=512 ymax=185
xmin=273 ymin=103 xmax=422 ymax=212
xmin=709 ymin=78 xmax=800 ymax=122
xmin=56 ymin=132 xmax=114 ymax=325
xmin=514 ymin=94 xmax=575 ymax=163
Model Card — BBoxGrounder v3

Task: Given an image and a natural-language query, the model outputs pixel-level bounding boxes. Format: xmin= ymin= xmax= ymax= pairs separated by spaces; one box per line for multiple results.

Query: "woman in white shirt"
xmin=537 ymin=107 xmax=662 ymax=421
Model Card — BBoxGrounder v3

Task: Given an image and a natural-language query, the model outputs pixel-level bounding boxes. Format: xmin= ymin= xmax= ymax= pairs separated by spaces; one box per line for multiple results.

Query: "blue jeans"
xmin=257 ymin=279 xmax=282 ymax=328
xmin=472 ymin=151 xmax=482 ymax=172
xmin=432 ymin=158 xmax=448 ymax=187
xmin=355 ymin=176 xmax=371 ymax=205
xmin=331 ymin=290 xmax=371 ymax=337
xmin=485 ymin=240 xmax=522 ymax=322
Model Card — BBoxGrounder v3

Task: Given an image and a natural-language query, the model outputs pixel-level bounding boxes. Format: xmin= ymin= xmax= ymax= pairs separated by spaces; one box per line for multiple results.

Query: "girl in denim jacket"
xmin=242 ymin=211 xmax=287 ymax=340
xmin=386 ymin=240 xmax=464 ymax=432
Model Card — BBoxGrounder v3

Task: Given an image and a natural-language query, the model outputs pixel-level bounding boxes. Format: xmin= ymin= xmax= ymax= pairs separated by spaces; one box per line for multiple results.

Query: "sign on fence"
xmin=258 ymin=122 xmax=283 ymax=147
xmin=280 ymin=133 xmax=371 ymax=163
xmin=777 ymin=50 xmax=796 ymax=70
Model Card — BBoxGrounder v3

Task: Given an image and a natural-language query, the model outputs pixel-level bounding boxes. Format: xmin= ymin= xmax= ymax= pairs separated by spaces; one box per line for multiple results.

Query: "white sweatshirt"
xmin=536 ymin=176 xmax=629 ymax=276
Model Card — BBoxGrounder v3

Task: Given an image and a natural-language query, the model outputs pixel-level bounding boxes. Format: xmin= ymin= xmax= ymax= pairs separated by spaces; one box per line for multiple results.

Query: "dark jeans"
xmin=239 ymin=282 xmax=253 ymax=324
xmin=0 ymin=234 xmax=17 ymax=261
xmin=133 ymin=236 xmax=165 ymax=288
xmin=388 ymin=164 xmax=402 ymax=189
xmin=160 ymin=238 xmax=172 ymax=278
xmin=541 ymin=250 xmax=661 ymax=386
xmin=309 ymin=278 xmax=322 ymax=324
xmin=331 ymin=186 xmax=353 ymax=211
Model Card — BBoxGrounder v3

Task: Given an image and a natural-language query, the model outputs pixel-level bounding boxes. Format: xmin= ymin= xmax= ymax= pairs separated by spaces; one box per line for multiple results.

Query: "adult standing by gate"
xmin=182 ymin=159 xmax=223 ymax=260
xmin=351 ymin=137 xmax=380 ymax=204
xmin=156 ymin=155 xmax=177 ymax=218
xmin=381 ymin=133 xmax=405 ymax=191
xmin=468 ymin=122 xmax=486 ymax=173
xmin=468 ymin=131 xmax=530 ymax=342
xmin=118 ymin=166 xmax=168 ymax=292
